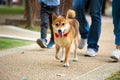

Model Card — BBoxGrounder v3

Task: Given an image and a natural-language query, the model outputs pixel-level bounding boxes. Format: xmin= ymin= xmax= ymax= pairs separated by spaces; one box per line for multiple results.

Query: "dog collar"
xmin=55 ymin=33 xmax=68 ymax=38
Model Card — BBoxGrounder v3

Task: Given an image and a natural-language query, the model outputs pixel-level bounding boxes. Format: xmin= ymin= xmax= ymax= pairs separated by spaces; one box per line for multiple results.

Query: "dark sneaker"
xmin=36 ymin=39 xmax=47 ymax=48
xmin=47 ymin=41 xmax=55 ymax=48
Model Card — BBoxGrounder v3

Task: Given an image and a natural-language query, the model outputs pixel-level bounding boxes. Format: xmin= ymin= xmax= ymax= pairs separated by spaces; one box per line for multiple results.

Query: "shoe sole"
xmin=110 ymin=56 xmax=119 ymax=61
xmin=36 ymin=39 xmax=47 ymax=48
xmin=84 ymin=54 xmax=92 ymax=57
xmin=84 ymin=54 xmax=96 ymax=57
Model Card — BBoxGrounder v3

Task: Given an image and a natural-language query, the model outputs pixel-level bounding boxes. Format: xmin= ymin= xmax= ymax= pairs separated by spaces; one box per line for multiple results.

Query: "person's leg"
xmin=111 ymin=0 xmax=120 ymax=61
xmin=47 ymin=6 xmax=59 ymax=48
xmin=37 ymin=6 xmax=49 ymax=48
xmin=85 ymin=0 xmax=102 ymax=57
xmin=112 ymin=0 xmax=120 ymax=47
xmin=85 ymin=0 xmax=90 ymax=13
xmin=72 ymin=0 xmax=89 ymax=39
xmin=49 ymin=7 xmax=59 ymax=42
xmin=72 ymin=0 xmax=89 ymax=49
xmin=40 ymin=8 xmax=49 ymax=40
xmin=114 ymin=20 xmax=120 ymax=49
xmin=88 ymin=0 xmax=102 ymax=52
xmin=111 ymin=20 xmax=120 ymax=61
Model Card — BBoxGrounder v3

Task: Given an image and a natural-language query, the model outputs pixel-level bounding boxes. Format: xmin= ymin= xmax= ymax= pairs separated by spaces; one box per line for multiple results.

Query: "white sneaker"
xmin=85 ymin=48 xmax=97 ymax=57
xmin=111 ymin=49 xmax=120 ymax=61
xmin=78 ymin=38 xmax=87 ymax=49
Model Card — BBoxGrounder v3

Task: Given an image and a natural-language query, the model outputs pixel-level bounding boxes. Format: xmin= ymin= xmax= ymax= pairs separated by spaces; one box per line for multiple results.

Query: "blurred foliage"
xmin=106 ymin=71 xmax=120 ymax=80
xmin=0 ymin=6 xmax=24 ymax=15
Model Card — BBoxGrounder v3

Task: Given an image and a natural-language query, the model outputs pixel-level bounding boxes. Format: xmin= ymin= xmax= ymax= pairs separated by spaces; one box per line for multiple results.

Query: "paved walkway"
xmin=0 ymin=16 xmax=120 ymax=80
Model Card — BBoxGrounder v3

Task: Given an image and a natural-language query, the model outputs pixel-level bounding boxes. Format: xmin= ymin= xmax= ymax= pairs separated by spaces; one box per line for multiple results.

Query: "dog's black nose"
xmin=58 ymin=29 xmax=62 ymax=33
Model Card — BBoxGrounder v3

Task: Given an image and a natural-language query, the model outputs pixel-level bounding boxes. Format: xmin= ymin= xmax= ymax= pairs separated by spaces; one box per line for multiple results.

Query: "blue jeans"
xmin=72 ymin=0 xmax=103 ymax=52
xmin=112 ymin=0 xmax=120 ymax=46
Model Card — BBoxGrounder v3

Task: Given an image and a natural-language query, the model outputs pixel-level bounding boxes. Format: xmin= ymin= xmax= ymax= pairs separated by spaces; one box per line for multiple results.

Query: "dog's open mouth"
xmin=58 ymin=31 xmax=63 ymax=38
xmin=55 ymin=29 xmax=67 ymax=38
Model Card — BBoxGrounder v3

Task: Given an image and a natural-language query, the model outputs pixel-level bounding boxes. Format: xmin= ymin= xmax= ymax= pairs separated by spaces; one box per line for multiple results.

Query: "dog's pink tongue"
xmin=59 ymin=32 xmax=62 ymax=38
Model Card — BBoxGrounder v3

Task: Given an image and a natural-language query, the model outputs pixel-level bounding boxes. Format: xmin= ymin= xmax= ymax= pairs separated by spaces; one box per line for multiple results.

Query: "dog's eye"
xmin=62 ymin=23 xmax=64 ymax=26
xmin=55 ymin=23 xmax=59 ymax=26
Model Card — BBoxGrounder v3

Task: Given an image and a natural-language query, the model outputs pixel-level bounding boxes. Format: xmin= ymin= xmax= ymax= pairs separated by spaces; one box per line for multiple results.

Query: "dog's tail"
xmin=66 ymin=9 xmax=76 ymax=19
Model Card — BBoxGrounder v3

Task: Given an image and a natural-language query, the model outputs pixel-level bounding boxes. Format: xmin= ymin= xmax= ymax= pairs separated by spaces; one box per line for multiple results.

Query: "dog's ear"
xmin=52 ymin=13 xmax=57 ymax=21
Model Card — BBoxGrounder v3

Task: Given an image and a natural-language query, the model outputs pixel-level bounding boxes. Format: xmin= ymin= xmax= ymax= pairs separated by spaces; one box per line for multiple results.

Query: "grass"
xmin=106 ymin=71 xmax=120 ymax=80
xmin=0 ymin=6 xmax=24 ymax=15
xmin=0 ymin=38 xmax=34 ymax=50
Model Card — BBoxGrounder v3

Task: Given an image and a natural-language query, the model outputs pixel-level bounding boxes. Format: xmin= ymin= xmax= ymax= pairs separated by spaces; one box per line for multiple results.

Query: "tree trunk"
xmin=31 ymin=0 xmax=38 ymax=19
xmin=59 ymin=0 xmax=72 ymax=15
xmin=25 ymin=0 xmax=33 ymax=28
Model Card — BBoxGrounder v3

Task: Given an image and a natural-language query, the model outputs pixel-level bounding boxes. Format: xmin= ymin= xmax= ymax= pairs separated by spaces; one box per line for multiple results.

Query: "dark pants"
xmin=40 ymin=3 xmax=59 ymax=42
xmin=112 ymin=0 xmax=120 ymax=45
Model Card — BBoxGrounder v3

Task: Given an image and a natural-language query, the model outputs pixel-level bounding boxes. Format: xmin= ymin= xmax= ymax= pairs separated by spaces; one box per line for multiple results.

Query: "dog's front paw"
xmin=60 ymin=58 xmax=64 ymax=62
xmin=63 ymin=63 xmax=69 ymax=67
xmin=60 ymin=54 xmax=65 ymax=62
xmin=60 ymin=60 xmax=64 ymax=62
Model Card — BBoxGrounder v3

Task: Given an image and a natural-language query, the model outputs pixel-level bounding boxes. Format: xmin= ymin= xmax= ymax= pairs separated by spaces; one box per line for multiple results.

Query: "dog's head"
xmin=52 ymin=9 xmax=76 ymax=38
xmin=52 ymin=13 xmax=71 ymax=38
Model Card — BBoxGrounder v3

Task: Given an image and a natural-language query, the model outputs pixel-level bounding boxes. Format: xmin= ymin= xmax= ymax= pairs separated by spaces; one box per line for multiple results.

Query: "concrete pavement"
xmin=0 ymin=16 xmax=120 ymax=80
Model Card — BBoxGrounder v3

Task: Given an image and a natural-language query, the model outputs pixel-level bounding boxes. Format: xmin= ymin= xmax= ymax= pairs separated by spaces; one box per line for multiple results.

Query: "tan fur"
xmin=52 ymin=9 xmax=80 ymax=67
xmin=66 ymin=9 xmax=76 ymax=19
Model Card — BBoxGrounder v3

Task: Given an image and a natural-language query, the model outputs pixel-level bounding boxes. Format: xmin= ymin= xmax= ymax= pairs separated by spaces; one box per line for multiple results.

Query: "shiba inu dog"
xmin=52 ymin=9 xmax=80 ymax=67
